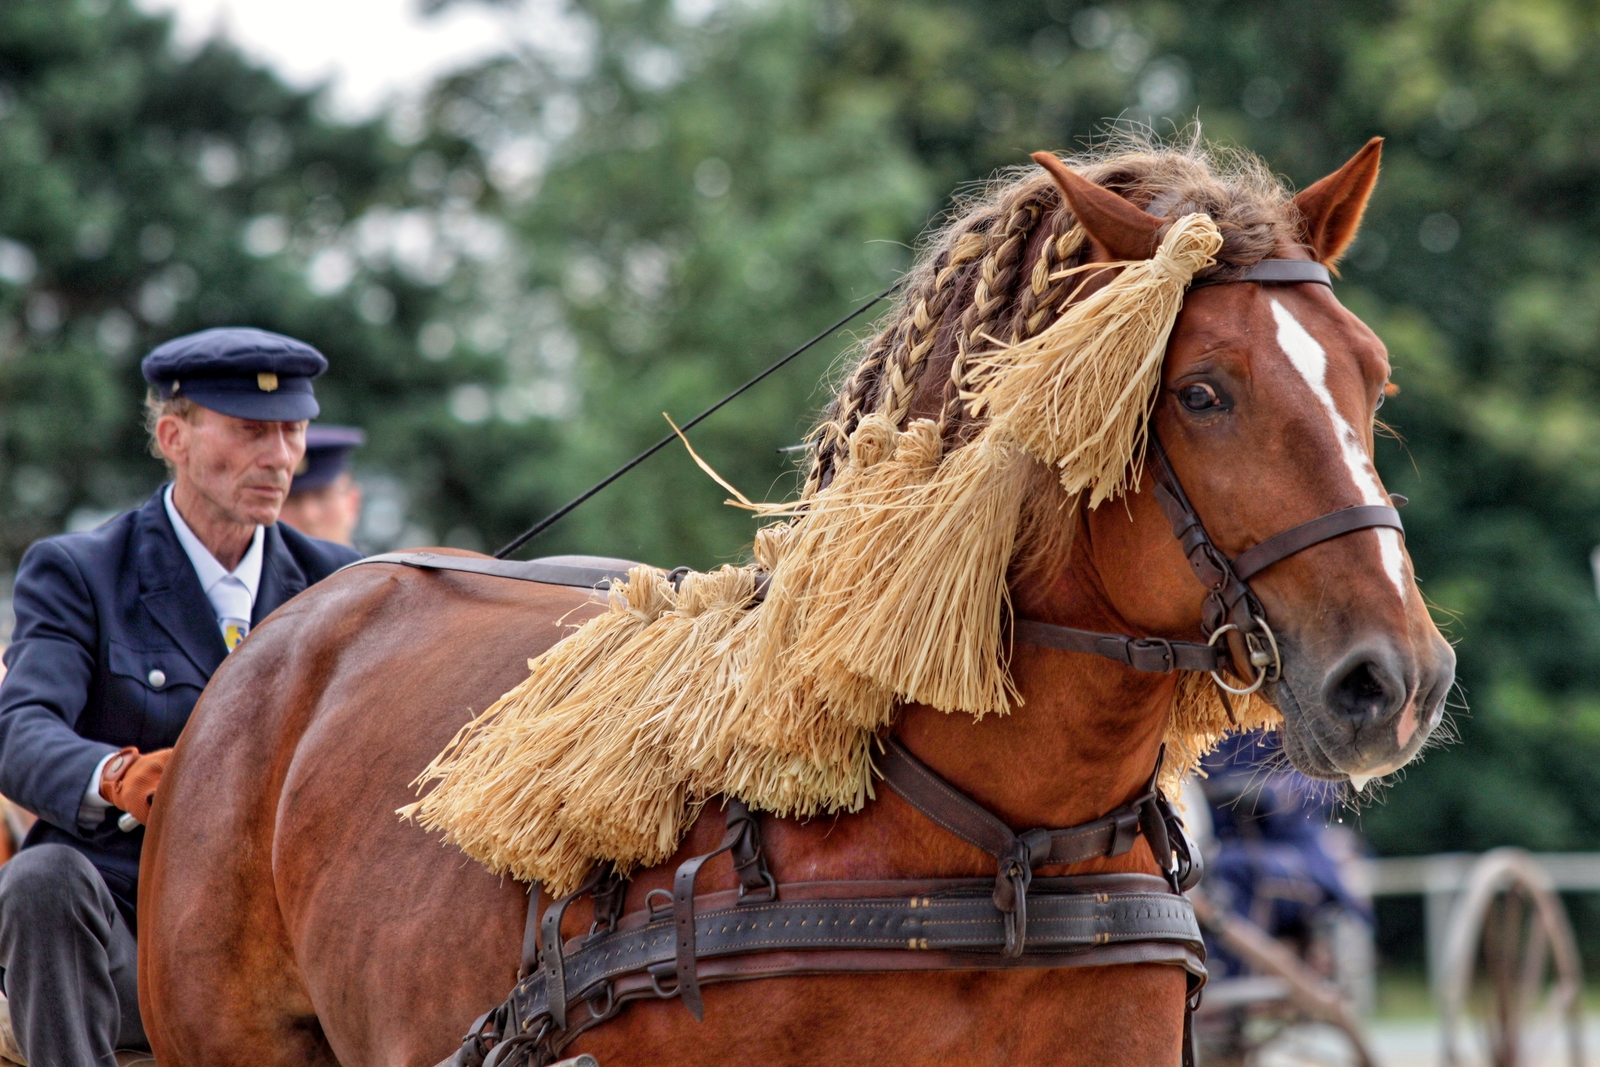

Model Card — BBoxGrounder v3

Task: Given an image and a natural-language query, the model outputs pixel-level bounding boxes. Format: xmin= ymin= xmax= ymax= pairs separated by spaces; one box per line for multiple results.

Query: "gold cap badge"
xmin=257 ymin=372 xmax=279 ymax=392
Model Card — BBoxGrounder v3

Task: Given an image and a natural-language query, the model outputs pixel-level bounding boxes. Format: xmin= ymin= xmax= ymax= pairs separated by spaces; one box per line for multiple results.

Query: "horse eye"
xmin=1178 ymin=383 xmax=1221 ymax=412
xmin=1374 ymin=391 xmax=1386 ymax=411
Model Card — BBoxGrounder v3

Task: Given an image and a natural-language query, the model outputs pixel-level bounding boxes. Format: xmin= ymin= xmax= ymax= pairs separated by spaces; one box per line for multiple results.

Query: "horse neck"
xmin=892 ymin=496 xmax=1175 ymax=830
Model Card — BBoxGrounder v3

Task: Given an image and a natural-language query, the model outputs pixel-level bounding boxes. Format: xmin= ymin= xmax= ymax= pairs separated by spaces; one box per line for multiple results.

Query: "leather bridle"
xmin=1014 ymin=257 xmax=1405 ymax=698
xmin=353 ymin=255 xmax=1406 ymax=1067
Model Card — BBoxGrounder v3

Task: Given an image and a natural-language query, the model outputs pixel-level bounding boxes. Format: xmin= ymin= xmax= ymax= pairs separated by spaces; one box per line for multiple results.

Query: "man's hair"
xmin=144 ymin=389 xmax=198 ymax=471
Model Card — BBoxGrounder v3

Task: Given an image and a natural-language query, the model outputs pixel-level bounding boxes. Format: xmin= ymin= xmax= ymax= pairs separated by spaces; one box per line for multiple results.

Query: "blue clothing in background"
xmin=1202 ymin=731 xmax=1370 ymax=976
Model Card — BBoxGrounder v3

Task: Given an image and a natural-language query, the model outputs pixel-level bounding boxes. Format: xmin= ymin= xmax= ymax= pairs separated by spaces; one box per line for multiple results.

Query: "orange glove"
xmin=99 ymin=747 xmax=172 ymax=824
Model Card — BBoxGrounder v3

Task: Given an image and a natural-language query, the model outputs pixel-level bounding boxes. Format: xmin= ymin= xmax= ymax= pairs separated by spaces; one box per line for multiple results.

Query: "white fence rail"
xmin=1353 ymin=852 xmax=1600 ymax=998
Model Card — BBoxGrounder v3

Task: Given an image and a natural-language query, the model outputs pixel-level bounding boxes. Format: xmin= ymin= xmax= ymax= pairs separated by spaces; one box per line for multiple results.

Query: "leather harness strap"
xmin=669 ymin=799 xmax=774 ymax=1021
xmin=450 ymin=779 xmax=1206 ymax=1067
xmin=343 ymin=552 xmax=632 ymax=591
xmin=1011 ymin=619 xmax=1225 ymax=673
xmin=877 ymin=738 xmax=1195 ymax=958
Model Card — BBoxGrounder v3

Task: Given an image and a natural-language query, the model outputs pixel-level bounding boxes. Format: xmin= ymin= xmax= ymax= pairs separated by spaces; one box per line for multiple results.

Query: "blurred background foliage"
xmin=6 ymin=0 xmax=1600 ymax=898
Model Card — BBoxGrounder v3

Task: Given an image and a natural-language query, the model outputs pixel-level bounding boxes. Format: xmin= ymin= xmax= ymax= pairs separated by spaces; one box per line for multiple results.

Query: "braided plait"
xmin=1010 ymin=212 xmax=1088 ymax=342
xmin=877 ymin=230 xmax=987 ymax=427
xmin=804 ymin=223 xmax=989 ymax=497
xmin=938 ymin=184 xmax=1053 ymax=434
xmin=806 ymin=329 xmax=894 ymax=497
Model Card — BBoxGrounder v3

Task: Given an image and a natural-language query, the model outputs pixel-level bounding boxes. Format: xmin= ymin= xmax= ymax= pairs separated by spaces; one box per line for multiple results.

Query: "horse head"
xmin=1021 ymin=138 xmax=1454 ymax=787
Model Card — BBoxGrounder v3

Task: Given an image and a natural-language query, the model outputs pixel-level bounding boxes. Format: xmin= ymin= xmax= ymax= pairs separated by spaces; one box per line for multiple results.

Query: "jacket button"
xmin=147 ymin=669 xmax=166 ymax=688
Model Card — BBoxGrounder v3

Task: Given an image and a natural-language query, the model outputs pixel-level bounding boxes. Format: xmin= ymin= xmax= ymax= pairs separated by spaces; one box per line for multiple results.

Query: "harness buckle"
xmin=1128 ymin=637 xmax=1176 ymax=673
xmin=993 ymin=832 xmax=1047 ymax=957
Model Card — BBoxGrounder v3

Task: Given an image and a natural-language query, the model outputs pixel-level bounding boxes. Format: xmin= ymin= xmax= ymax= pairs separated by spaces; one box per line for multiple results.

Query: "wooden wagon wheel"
xmin=1191 ymin=889 xmax=1380 ymax=1067
xmin=1439 ymin=848 xmax=1585 ymax=1067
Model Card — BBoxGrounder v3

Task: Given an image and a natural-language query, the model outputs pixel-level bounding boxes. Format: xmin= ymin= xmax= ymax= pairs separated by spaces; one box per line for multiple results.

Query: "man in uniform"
xmin=0 ymin=327 xmax=360 ymax=1065
xmin=277 ymin=424 xmax=366 ymax=546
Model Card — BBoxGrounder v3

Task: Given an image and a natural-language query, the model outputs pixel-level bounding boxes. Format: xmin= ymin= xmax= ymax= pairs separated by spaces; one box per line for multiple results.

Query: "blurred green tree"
xmin=0 ymin=0 xmax=510 ymax=577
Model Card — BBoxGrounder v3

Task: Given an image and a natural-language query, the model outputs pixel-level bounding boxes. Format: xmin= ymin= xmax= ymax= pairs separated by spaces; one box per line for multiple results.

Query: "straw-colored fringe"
xmin=401 ymin=566 xmax=674 ymax=884
xmin=735 ymin=414 xmax=908 ymax=750
xmin=1161 ymin=673 xmax=1283 ymax=795
xmin=979 ymin=213 xmax=1223 ymax=507
xmin=412 ymin=212 xmax=1246 ymax=894
xmin=551 ymin=566 xmax=758 ymax=876
xmin=830 ymin=433 xmax=1031 ymax=715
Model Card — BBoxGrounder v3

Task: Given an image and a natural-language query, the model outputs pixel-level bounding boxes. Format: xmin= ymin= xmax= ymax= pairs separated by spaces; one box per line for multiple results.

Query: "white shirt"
xmin=79 ymin=487 xmax=265 ymax=827
xmin=162 ymin=484 xmax=264 ymax=651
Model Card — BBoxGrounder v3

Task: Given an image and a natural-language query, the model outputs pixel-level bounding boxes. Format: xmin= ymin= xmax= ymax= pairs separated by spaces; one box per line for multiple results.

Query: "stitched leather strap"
xmin=498 ymin=873 xmax=1205 ymax=1062
xmin=670 ymin=800 xmax=772 ymax=1021
xmin=1189 ymin=258 xmax=1332 ymax=289
xmin=1230 ymin=504 xmax=1403 ymax=581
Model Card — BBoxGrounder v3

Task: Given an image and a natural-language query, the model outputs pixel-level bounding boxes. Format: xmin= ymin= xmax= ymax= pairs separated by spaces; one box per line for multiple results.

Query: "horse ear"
xmin=1031 ymin=151 xmax=1163 ymax=261
xmin=1293 ymin=137 xmax=1383 ymax=267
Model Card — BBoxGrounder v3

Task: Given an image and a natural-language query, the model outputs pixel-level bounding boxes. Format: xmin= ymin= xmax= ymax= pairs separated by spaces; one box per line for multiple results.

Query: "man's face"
xmin=158 ymin=406 xmax=307 ymax=526
xmin=278 ymin=473 xmax=363 ymax=546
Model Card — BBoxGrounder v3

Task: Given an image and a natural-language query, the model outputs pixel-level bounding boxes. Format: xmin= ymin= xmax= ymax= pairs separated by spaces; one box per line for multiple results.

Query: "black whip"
xmin=494 ymin=282 xmax=902 ymax=559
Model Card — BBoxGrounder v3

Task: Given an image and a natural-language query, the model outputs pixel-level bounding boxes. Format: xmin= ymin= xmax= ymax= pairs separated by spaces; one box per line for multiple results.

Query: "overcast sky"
xmin=131 ymin=0 xmax=520 ymax=120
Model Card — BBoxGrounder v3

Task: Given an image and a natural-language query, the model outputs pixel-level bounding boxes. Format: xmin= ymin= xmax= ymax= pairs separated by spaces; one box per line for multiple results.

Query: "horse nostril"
xmin=1324 ymin=656 xmax=1401 ymax=727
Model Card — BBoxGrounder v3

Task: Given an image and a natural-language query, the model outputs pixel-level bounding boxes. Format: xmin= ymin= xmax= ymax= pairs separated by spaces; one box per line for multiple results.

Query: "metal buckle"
xmin=584 ymin=981 xmax=616 ymax=1021
xmin=737 ymin=868 xmax=778 ymax=904
xmin=1128 ymin=637 xmax=1175 ymax=673
xmin=645 ymin=888 xmax=674 ymax=921
xmin=646 ymin=961 xmax=680 ymax=999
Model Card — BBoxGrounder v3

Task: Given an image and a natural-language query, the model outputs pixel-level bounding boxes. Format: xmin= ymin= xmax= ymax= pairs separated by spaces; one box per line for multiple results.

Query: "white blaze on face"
xmin=1269 ymin=299 xmax=1408 ymax=601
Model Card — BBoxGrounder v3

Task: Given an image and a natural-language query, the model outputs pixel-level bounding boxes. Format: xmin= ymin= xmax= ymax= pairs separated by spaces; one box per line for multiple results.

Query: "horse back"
xmin=139 ymin=559 xmax=607 ymax=1067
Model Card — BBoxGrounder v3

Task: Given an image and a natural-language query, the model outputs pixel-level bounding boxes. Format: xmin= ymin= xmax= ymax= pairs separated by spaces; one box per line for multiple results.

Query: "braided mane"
xmin=408 ymin=134 xmax=1296 ymax=895
xmin=807 ymin=134 xmax=1298 ymax=497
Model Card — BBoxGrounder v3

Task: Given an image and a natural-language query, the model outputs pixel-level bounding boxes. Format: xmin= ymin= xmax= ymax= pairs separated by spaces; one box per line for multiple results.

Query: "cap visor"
xmin=187 ymin=391 xmax=320 ymax=422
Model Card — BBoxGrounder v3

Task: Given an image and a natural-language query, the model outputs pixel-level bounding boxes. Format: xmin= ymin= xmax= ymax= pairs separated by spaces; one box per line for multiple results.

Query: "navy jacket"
xmin=0 ymin=488 xmax=359 ymax=931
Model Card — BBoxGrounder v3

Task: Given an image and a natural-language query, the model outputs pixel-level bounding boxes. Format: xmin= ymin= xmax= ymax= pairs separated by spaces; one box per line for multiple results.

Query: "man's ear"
xmin=1031 ymin=151 xmax=1165 ymax=261
xmin=155 ymin=412 xmax=189 ymax=468
xmin=1293 ymin=137 xmax=1383 ymax=267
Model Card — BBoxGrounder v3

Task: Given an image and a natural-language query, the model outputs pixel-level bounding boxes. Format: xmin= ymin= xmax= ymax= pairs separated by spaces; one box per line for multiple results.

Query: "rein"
xmin=352 ymin=255 xmax=1404 ymax=1067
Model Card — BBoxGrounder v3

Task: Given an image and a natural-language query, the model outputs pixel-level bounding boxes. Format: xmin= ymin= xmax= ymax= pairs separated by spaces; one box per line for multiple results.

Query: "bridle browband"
xmin=349 ymin=255 xmax=1399 ymax=1067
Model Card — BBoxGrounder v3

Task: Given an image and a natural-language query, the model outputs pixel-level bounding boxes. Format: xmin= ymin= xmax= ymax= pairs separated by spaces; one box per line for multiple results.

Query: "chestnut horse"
xmin=139 ymin=138 xmax=1454 ymax=1066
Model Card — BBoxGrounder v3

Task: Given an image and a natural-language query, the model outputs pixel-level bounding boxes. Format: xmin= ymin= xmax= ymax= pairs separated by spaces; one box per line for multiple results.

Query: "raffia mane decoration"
xmin=408 ymin=151 xmax=1286 ymax=896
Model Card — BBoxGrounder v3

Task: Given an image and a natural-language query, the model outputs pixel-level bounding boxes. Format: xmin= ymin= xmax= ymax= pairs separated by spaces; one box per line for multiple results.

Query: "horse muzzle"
xmin=1272 ymin=632 xmax=1455 ymax=785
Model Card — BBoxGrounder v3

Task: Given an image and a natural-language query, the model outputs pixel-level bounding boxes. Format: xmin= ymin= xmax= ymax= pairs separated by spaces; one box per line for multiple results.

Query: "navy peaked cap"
xmin=291 ymin=424 xmax=366 ymax=493
xmin=141 ymin=327 xmax=327 ymax=421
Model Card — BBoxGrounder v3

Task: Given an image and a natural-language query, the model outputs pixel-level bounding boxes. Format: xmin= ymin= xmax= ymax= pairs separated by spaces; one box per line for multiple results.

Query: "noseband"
xmin=1015 ymin=258 xmax=1405 ymax=697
